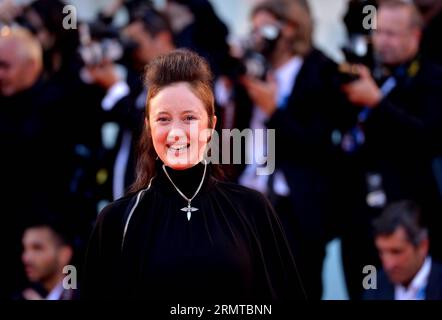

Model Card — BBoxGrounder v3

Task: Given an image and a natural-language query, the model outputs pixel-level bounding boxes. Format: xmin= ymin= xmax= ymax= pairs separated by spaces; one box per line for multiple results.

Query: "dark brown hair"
xmin=129 ymin=49 xmax=221 ymax=193
xmin=252 ymin=0 xmax=313 ymax=57
xmin=373 ymin=200 xmax=428 ymax=247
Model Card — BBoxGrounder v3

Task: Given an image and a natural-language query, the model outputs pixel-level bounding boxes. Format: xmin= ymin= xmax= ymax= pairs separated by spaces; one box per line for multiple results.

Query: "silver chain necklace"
xmin=162 ymin=160 xmax=207 ymax=221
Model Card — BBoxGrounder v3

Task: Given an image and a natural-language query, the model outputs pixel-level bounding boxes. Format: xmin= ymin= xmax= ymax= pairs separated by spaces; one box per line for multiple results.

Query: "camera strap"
xmin=357 ymin=57 xmax=420 ymax=125
xmin=357 ymin=76 xmax=397 ymax=123
xmin=339 ymin=76 xmax=397 ymax=154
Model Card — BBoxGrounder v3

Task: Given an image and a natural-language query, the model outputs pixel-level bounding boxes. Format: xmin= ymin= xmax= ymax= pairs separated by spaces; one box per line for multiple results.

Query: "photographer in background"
xmin=163 ymin=0 xmax=231 ymax=79
xmin=21 ymin=0 xmax=81 ymax=81
xmin=342 ymin=0 xmax=377 ymax=69
xmin=339 ymin=0 xmax=442 ymax=299
xmin=98 ymin=0 xmax=154 ymax=25
xmin=0 ymin=25 xmax=45 ymax=299
xmin=0 ymin=25 xmax=82 ymax=299
xmin=238 ymin=0 xmax=347 ymax=300
xmin=82 ymin=8 xmax=176 ymax=207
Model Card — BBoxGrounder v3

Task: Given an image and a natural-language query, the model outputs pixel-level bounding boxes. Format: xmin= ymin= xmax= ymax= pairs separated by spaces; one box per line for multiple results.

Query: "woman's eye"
xmin=184 ymin=115 xmax=197 ymax=121
xmin=156 ymin=117 xmax=170 ymax=122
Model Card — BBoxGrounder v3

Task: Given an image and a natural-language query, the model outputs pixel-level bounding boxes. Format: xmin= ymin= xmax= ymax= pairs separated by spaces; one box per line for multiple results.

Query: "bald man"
xmin=0 ymin=27 xmax=57 ymax=299
xmin=0 ymin=26 xmax=43 ymax=96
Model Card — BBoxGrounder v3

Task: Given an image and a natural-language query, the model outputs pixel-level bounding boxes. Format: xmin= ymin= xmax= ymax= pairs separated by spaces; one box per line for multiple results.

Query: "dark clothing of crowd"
xmin=1 ymin=0 xmax=442 ymax=301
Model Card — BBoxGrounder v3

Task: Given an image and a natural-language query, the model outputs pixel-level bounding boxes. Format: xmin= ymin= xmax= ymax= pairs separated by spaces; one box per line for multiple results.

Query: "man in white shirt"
xmin=20 ymin=222 xmax=76 ymax=300
xmin=364 ymin=200 xmax=442 ymax=300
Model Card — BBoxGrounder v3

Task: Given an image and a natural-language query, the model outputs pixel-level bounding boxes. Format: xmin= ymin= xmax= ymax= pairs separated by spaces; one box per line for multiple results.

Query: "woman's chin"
xmin=163 ymin=156 xmax=199 ymax=170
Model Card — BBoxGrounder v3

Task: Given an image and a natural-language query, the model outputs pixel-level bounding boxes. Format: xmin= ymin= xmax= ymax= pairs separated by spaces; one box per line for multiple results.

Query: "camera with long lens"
xmin=77 ymin=22 xmax=138 ymax=84
xmin=232 ymin=23 xmax=281 ymax=80
xmin=78 ymin=23 xmax=124 ymax=66
xmin=337 ymin=34 xmax=374 ymax=84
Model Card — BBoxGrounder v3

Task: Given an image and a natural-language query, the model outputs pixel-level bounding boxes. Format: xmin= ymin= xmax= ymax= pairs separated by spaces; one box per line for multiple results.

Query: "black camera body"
xmin=230 ymin=23 xmax=281 ymax=81
xmin=337 ymin=62 xmax=361 ymax=84
xmin=78 ymin=22 xmax=127 ymax=67
xmin=337 ymin=33 xmax=375 ymax=84
xmin=239 ymin=50 xmax=269 ymax=80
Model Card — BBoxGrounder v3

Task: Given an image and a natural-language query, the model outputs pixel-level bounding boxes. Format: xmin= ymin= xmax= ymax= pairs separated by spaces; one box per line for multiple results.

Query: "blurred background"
xmin=1 ymin=0 xmax=441 ymax=300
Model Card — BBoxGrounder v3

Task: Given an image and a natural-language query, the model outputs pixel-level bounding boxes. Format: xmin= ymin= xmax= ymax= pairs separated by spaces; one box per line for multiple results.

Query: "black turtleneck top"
xmin=83 ymin=162 xmax=305 ymax=301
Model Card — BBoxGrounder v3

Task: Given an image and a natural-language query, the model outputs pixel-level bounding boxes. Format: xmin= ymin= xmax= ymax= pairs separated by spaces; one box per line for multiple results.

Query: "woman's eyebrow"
xmin=154 ymin=111 xmax=170 ymax=116
xmin=181 ymin=110 xmax=199 ymax=114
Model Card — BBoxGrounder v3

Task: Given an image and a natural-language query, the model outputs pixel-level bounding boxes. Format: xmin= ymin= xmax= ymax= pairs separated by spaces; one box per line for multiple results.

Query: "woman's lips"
xmin=167 ymin=144 xmax=189 ymax=151
xmin=167 ymin=143 xmax=190 ymax=157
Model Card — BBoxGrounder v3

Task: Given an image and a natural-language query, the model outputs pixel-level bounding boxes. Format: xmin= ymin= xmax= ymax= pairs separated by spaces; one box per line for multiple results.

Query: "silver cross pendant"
xmin=181 ymin=200 xmax=198 ymax=221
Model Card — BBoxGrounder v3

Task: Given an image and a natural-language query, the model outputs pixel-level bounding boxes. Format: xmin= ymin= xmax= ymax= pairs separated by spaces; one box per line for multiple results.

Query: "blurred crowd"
xmin=0 ymin=0 xmax=441 ymax=300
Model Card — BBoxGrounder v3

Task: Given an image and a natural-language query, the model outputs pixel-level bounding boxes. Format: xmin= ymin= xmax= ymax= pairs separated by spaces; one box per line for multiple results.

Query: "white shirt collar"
xmin=395 ymin=256 xmax=432 ymax=300
xmin=46 ymin=281 xmax=65 ymax=300
xmin=238 ymin=56 xmax=303 ymax=194
xmin=273 ymin=56 xmax=303 ymax=106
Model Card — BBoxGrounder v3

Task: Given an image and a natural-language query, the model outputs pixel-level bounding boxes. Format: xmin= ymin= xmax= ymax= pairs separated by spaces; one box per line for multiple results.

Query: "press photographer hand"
xmin=241 ymin=74 xmax=278 ymax=116
xmin=341 ymin=65 xmax=382 ymax=108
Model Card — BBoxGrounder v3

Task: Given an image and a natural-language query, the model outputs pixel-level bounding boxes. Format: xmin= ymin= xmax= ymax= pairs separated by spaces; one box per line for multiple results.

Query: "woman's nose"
xmin=167 ymin=127 xmax=187 ymax=143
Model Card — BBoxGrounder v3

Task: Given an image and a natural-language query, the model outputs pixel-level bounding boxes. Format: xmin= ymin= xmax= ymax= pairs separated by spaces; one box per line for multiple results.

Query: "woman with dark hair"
xmin=83 ymin=49 xmax=305 ymax=301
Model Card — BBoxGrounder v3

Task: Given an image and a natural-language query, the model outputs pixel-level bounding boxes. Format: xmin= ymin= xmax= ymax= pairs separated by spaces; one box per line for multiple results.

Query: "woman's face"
xmin=148 ymin=82 xmax=216 ymax=170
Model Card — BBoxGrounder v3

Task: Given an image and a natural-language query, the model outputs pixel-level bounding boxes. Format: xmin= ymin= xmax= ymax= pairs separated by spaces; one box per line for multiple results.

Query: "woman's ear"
xmin=212 ymin=115 xmax=217 ymax=130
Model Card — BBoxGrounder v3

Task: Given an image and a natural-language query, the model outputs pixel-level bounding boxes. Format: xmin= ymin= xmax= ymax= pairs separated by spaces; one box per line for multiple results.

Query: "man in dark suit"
xmin=340 ymin=0 xmax=442 ymax=299
xmin=0 ymin=25 xmax=57 ymax=299
xmin=163 ymin=0 xmax=231 ymax=79
xmin=238 ymin=0 xmax=346 ymax=300
xmin=364 ymin=200 xmax=442 ymax=300
xmin=0 ymin=25 xmax=86 ymax=300
xmin=17 ymin=220 xmax=78 ymax=300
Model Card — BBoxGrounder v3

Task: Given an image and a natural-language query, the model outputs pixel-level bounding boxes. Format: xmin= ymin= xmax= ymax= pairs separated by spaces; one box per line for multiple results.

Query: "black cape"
xmin=82 ymin=162 xmax=306 ymax=301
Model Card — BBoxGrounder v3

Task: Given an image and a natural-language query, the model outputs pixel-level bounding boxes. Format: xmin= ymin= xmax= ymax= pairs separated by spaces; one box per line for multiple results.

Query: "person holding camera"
xmin=163 ymin=0 xmax=231 ymax=79
xmin=83 ymin=8 xmax=176 ymax=208
xmin=238 ymin=0 xmax=347 ymax=300
xmin=339 ymin=0 xmax=442 ymax=299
